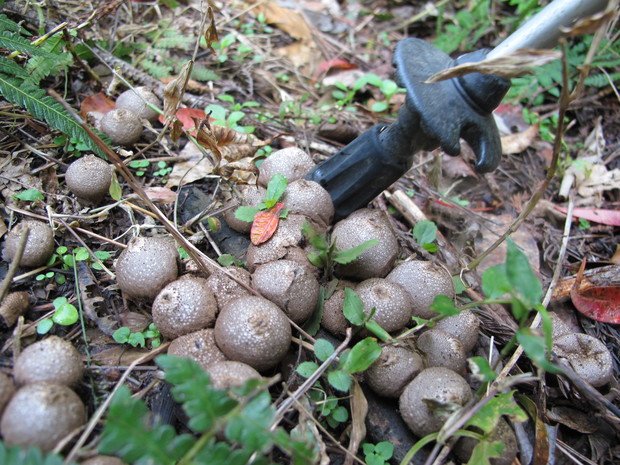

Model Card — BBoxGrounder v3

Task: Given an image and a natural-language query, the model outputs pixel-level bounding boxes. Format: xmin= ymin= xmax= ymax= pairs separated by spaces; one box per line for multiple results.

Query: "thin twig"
xmin=0 ymin=226 xmax=30 ymax=301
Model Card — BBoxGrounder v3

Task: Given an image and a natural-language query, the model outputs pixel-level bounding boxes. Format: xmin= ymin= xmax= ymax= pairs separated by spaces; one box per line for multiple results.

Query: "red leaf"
xmin=555 ymin=207 xmax=620 ymax=227
xmin=571 ymin=259 xmax=620 ymax=324
xmin=79 ymin=92 xmax=115 ymax=118
xmin=250 ymin=203 xmax=284 ymax=246
xmin=158 ymin=108 xmax=208 ymax=136
xmin=316 ymin=59 xmax=358 ymax=76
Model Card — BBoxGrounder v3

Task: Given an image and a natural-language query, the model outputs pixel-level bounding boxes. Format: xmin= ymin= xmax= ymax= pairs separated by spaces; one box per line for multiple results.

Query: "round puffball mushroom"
xmin=281 ymin=179 xmax=334 ymax=230
xmin=356 ymin=278 xmax=413 ymax=333
xmin=206 ymin=360 xmax=262 ymax=391
xmin=0 ymin=383 xmax=86 ymax=452
xmin=246 ymin=214 xmax=308 ymax=272
xmin=434 ymin=309 xmax=480 ymax=353
xmin=3 ymin=220 xmax=54 ymax=268
xmin=222 ymin=185 xmax=267 ymax=234
xmin=205 ymin=266 xmax=252 ymax=309
xmin=548 ymin=311 xmax=573 ymax=340
xmin=214 ymin=296 xmax=291 ymax=372
xmin=81 ymin=456 xmax=127 ymax=465
xmin=257 ymin=147 xmax=315 ymax=188
xmin=332 ymin=209 xmax=400 ymax=280
xmin=417 ymin=329 xmax=467 ymax=374
xmin=167 ymin=328 xmax=227 ymax=370
xmin=0 ymin=372 xmax=15 ymax=417
xmin=65 ymin=155 xmax=112 ymax=204
xmin=553 ymin=333 xmax=613 ymax=387
xmin=251 ymin=259 xmax=320 ymax=324
xmin=399 ymin=367 xmax=472 ymax=438
xmin=365 ymin=345 xmax=424 ymax=398
xmin=115 ymin=236 xmax=179 ymax=300
xmin=100 ymin=108 xmax=143 ymax=145
xmin=386 ymin=260 xmax=455 ymax=319
xmin=14 ymin=336 xmax=83 ymax=387
xmin=152 ymin=276 xmax=218 ymax=339
xmin=115 ymin=86 xmax=161 ymax=123
xmin=321 ymin=286 xmax=350 ymax=337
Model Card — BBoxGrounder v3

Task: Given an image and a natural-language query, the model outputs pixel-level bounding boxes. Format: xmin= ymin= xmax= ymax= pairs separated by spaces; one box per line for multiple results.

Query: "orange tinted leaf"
xmin=159 ymin=108 xmax=208 ymax=136
xmin=571 ymin=259 xmax=620 ymax=324
xmin=204 ymin=7 xmax=219 ymax=53
xmin=79 ymin=92 xmax=115 ymax=118
xmin=251 ymin=203 xmax=284 ymax=245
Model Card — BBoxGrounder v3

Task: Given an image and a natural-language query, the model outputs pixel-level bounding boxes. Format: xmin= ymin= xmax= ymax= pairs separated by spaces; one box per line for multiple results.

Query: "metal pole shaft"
xmin=488 ymin=0 xmax=609 ymax=59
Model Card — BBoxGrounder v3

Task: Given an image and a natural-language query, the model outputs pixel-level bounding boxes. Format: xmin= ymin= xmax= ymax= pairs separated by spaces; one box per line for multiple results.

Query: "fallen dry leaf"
xmin=250 ymin=203 xmax=284 ymax=245
xmin=158 ymin=108 xmax=208 ymax=136
xmin=141 ymin=186 xmax=178 ymax=204
xmin=165 ymin=142 xmax=215 ymax=189
xmin=561 ymin=10 xmax=616 ymax=36
xmin=500 ymin=123 xmax=539 ymax=154
xmin=249 ymin=0 xmax=312 ymax=40
xmin=79 ymin=92 xmax=115 ymax=118
xmin=554 ymin=206 xmax=620 ymax=227
xmin=344 ymin=380 xmax=368 ymax=465
xmin=163 ymin=60 xmax=193 ymax=120
xmin=426 ymin=49 xmax=562 ymax=83
xmin=571 ymin=259 xmax=620 ymax=324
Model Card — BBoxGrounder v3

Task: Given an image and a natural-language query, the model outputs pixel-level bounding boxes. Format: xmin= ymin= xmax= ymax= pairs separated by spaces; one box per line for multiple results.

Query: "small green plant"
xmin=99 ymin=355 xmax=314 ymax=464
xmin=217 ymin=253 xmax=245 ymax=267
xmin=12 ymin=188 xmax=44 ymax=203
xmin=210 ymin=32 xmax=258 ymax=64
xmin=433 ymin=0 xmax=493 ymax=54
xmin=37 ymin=246 xmax=112 ymax=283
xmin=578 ymin=217 xmax=591 ymax=230
xmin=234 ymin=173 xmax=289 ymax=222
xmin=37 ymin=296 xmax=79 ymax=334
xmin=206 ymin=95 xmax=260 ymax=133
xmin=53 ymin=134 xmax=91 ymax=157
xmin=307 ymin=388 xmax=350 ymax=429
xmin=128 ymin=159 xmax=150 ymax=177
xmin=330 ymin=73 xmax=404 ymax=113
xmin=112 ymin=323 xmax=161 ymax=349
xmin=412 ymin=220 xmax=439 ymax=253
xmin=362 ymin=441 xmax=394 ymax=465
xmin=301 ymin=222 xmax=378 ymax=279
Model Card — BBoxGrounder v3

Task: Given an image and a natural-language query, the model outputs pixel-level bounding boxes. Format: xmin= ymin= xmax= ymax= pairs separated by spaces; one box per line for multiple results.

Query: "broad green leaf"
xmin=94 ymin=250 xmax=112 ymax=261
xmin=429 ymin=295 xmax=459 ymax=316
xmin=413 ymin=220 xmax=437 ymax=245
xmin=327 ymin=369 xmax=351 ymax=392
xmin=178 ymin=248 xmax=190 ymax=260
xmin=217 ymin=254 xmax=235 ymax=266
xmin=265 ymin=173 xmax=288 ymax=203
xmin=74 ymin=247 xmax=89 ymax=261
xmin=333 ymin=239 xmax=378 ymax=264
xmin=128 ymin=332 xmax=146 ymax=348
xmin=465 ymin=391 xmax=527 ymax=434
xmin=371 ymin=101 xmax=388 ymax=112
xmin=423 ymin=243 xmax=439 ymax=253
xmin=13 ymin=188 xmax=44 ymax=201
xmin=506 ymin=239 xmax=542 ymax=307
xmin=481 ymin=264 xmax=511 ymax=300
xmin=314 ymin=338 xmax=335 ymax=362
xmin=331 ymin=405 xmax=349 ymax=422
xmin=516 ymin=328 xmax=560 ymax=373
xmin=536 ymin=303 xmax=554 ymax=353
xmin=302 ymin=287 xmax=324 ymax=337
xmin=306 ymin=251 xmax=325 ymax=268
xmin=468 ymin=356 xmax=497 ymax=382
xmin=112 ymin=326 xmax=131 ymax=343
xmin=109 ymin=171 xmax=122 ymax=200
xmin=341 ymin=338 xmax=381 ymax=374
xmin=364 ymin=319 xmax=391 ymax=342
xmin=374 ymin=441 xmax=394 ymax=459
xmin=343 ymin=287 xmax=365 ymax=326
xmin=234 ymin=206 xmax=260 ymax=222
xmin=52 ymin=302 xmax=78 ymax=326
xmin=36 ymin=318 xmax=53 ymax=334
xmin=467 ymin=440 xmax=505 ymax=465
xmin=296 ymin=361 xmax=319 ymax=378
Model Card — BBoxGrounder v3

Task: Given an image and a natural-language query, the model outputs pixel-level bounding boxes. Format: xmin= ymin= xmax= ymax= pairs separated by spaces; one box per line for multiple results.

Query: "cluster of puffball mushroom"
xmin=0 ymin=142 xmax=615 ymax=463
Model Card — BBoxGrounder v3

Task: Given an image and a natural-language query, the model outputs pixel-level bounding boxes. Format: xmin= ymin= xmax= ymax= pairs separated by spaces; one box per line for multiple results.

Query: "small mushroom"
xmin=80 ymin=456 xmax=127 ymax=465
xmin=152 ymin=276 xmax=218 ymax=339
xmin=0 ymin=291 xmax=30 ymax=328
xmin=115 ymin=236 xmax=179 ymax=300
xmin=3 ymin=219 xmax=54 ymax=268
xmin=434 ymin=309 xmax=480 ymax=352
xmin=553 ymin=332 xmax=613 ymax=387
xmin=332 ymin=209 xmax=399 ymax=280
xmin=365 ymin=345 xmax=424 ymax=398
xmin=167 ymin=328 xmax=227 ymax=371
xmin=222 ymin=185 xmax=267 ymax=234
xmin=100 ymin=108 xmax=143 ymax=145
xmin=65 ymin=155 xmax=112 ymax=204
xmin=206 ymin=360 xmax=262 ymax=391
xmin=399 ymin=367 xmax=472 ymax=438
xmin=355 ymin=278 xmax=413 ymax=333
xmin=205 ymin=266 xmax=252 ymax=309
xmin=115 ymin=86 xmax=161 ymax=123
xmin=0 ymin=383 xmax=86 ymax=452
xmin=417 ymin=329 xmax=467 ymax=374
xmin=321 ymin=286 xmax=351 ymax=337
xmin=281 ymin=179 xmax=334 ymax=230
xmin=214 ymin=296 xmax=291 ymax=372
xmin=251 ymin=259 xmax=320 ymax=324
xmin=386 ymin=260 xmax=455 ymax=319
xmin=0 ymin=372 xmax=15 ymax=417
xmin=14 ymin=336 xmax=83 ymax=387
xmin=548 ymin=311 xmax=572 ymax=340
xmin=257 ymin=147 xmax=315 ymax=187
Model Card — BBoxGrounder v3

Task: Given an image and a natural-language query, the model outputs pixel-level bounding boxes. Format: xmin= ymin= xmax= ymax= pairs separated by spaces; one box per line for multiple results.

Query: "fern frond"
xmin=0 ymin=14 xmax=30 ymax=35
xmin=0 ymin=56 xmax=29 ymax=78
xmin=585 ymin=72 xmax=620 ymax=88
xmin=26 ymin=52 xmax=72 ymax=84
xmin=0 ymin=441 xmax=76 ymax=465
xmin=0 ymin=73 xmax=111 ymax=157
xmin=0 ymin=31 xmax=56 ymax=58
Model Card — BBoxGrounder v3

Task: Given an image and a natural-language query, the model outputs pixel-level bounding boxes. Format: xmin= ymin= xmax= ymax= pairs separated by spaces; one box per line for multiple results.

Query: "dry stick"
xmin=0 ymin=226 xmax=30 ymax=301
xmin=63 ymin=342 xmax=171 ymax=464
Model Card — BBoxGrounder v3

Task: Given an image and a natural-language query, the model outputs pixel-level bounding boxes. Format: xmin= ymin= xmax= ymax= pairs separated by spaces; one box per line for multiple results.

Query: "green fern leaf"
xmin=585 ymin=72 xmax=620 ymax=88
xmin=0 ymin=14 xmax=31 ymax=35
xmin=0 ymin=441 xmax=77 ymax=465
xmin=0 ymin=31 xmax=56 ymax=58
xmin=0 ymin=57 xmax=28 ymax=78
xmin=0 ymin=73 xmax=111 ymax=157
xmin=99 ymin=385 xmax=196 ymax=465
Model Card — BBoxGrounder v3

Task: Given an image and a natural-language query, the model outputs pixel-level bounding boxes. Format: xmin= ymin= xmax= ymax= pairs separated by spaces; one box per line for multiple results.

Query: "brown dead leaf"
xmin=165 ymin=142 xmax=215 ymax=188
xmin=345 ymin=380 xmax=368 ymax=465
xmin=561 ymin=10 xmax=616 ymax=36
xmin=163 ymin=60 xmax=193 ymax=120
xmin=141 ymin=186 xmax=177 ymax=204
xmin=90 ymin=346 xmax=149 ymax=366
xmin=501 ymin=123 xmax=539 ymax=154
xmin=79 ymin=92 xmax=115 ymax=118
xmin=425 ymin=49 xmax=562 ymax=83
xmin=204 ymin=6 xmax=219 ymax=52
xmin=250 ymin=0 xmax=312 ymax=40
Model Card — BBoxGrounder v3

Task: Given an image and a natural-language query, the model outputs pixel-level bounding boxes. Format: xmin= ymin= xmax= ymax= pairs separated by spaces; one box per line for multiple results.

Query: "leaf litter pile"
xmin=0 ymin=1 xmax=619 ymax=465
